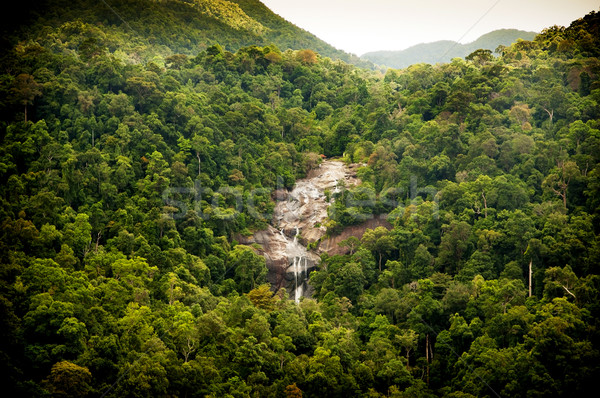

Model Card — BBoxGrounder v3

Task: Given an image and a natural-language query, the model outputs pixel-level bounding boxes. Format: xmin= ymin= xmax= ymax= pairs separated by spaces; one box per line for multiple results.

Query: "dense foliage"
xmin=1 ymin=1 xmax=600 ymax=397
xmin=2 ymin=0 xmax=373 ymax=69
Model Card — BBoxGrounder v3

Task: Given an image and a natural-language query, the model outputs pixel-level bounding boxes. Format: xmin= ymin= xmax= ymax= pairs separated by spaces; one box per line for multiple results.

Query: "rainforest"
xmin=1 ymin=1 xmax=600 ymax=397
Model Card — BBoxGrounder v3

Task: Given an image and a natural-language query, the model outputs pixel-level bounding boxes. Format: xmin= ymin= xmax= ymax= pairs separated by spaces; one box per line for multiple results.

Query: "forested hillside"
xmin=1 ymin=0 xmax=373 ymax=69
xmin=362 ymin=29 xmax=538 ymax=69
xmin=1 ymin=1 xmax=600 ymax=397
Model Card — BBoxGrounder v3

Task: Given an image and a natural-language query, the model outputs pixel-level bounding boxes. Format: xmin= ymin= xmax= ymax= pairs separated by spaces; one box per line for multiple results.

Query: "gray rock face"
xmin=275 ymin=160 xmax=359 ymax=244
xmin=246 ymin=160 xmax=360 ymax=301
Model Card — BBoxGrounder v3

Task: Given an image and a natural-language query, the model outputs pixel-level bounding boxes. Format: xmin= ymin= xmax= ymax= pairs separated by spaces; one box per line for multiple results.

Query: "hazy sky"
xmin=261 ymin=0 xmax=599 ymax=55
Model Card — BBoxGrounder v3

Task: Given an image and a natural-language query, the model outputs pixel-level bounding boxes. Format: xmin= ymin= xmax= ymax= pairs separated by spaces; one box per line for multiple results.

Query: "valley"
xmin=0 ymin=1 xmax=599 ymax=397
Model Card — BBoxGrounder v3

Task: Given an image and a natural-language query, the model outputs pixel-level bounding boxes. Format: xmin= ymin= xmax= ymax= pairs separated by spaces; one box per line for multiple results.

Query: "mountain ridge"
xmin=1 ymin=0 xmax=375 ymax=69
xmin=362 ymin=28 xmax=538 ymax=68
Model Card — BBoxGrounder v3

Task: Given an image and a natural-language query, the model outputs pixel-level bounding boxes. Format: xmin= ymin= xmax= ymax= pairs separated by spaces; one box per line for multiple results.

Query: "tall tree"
xmin=11 ymin=73 xmax=42 ymax=122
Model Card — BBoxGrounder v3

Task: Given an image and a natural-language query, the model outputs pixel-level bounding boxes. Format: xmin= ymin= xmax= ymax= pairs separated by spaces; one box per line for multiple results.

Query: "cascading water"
xmin=291 ymin=255 xmax=309 ymax=303
xmin=288 ymin=227 xmax=308 ymax=303
xmin=277 ymin=227 xmax=308 ymax=302
xmin=261 ymin=160 xmax=358 ymax=303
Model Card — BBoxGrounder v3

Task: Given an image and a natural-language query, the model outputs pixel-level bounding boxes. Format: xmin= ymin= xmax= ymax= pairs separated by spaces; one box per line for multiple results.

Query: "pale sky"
xmin=261 ymin=0 xmax=600 ymax=55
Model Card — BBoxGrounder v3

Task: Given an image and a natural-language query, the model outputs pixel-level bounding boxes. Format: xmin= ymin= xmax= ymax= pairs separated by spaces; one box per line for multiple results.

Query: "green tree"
xmin=437 ymin=220 xmax=471 ymax=275
xmin=543 ymin=159 xmax=580 ymax=209
xmin=11 ymin=73 xmax=42 ymax=122
xmin=229 ymin=245 xmax=268 ymax=293
xmin=395 ymin=329 xmax=418 ymax=369
xmin=361 ymin=227 xmax=396 ymax=272
xmin=43 ymin=361 xmax=92 ymax=397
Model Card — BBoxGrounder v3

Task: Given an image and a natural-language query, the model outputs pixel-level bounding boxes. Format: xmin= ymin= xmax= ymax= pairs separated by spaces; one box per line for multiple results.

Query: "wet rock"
xmin=271 ymin=189 xmax=289 ymax=201
xmin=249 ymin=160 xmax=360 ymax=301
xmin=274 ymin=160 xmax=359 ymax=245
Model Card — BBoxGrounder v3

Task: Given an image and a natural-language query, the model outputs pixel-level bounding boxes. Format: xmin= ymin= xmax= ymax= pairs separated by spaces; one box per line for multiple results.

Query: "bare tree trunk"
xmin=95 ymin=231 xmax=102 ymax=252
xmin=196 ymin=152 xmax=201 ymax=177
xmin=549 ymin=183 xmax=567 ymax=209
xmin=429 ymin=335 xmax=434 ymax=363
xmin=543 ymin=107 xmax=554 ymax=125
xmin=562 ymin=285 xmax=576 ymax=299
xmin=482 ymin=191 xmax=488 ymax=218
xmin=528 ymin=260 xmax=532 ymax=297
xmin=425 ymin=333 xmax=430 ymax=385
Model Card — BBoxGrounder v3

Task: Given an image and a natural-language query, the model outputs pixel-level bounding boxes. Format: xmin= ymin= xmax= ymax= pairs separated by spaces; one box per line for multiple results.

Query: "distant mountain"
xmin=2 ymin=0 xmax=374 ymax=68
xmin=362 ymin=29 xmax=538 ymax=69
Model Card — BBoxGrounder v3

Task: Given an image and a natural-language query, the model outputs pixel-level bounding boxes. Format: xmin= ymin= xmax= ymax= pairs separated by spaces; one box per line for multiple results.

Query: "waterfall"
xmin=293 ymin=255 xmax=310 ymax=303
xmin=294 ymin=256 xmax=302 ymax=303
xmin=293 ymin=228 xmax=304 ymax=303
xmin=266 ymin=160 xmax=353 ymax=304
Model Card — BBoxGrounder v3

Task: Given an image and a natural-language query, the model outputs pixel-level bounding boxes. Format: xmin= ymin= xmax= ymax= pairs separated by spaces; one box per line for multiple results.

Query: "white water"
xmin=289 ymin=227 xmax=307 ymax=303
xmin=271 ymin=160 xmax=359 ymax=303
